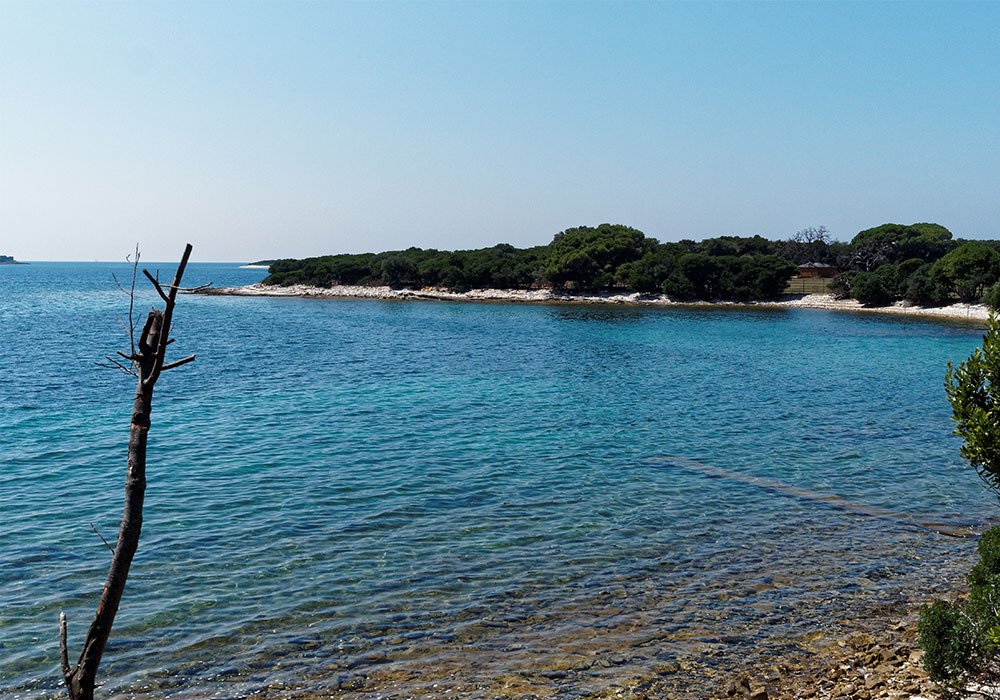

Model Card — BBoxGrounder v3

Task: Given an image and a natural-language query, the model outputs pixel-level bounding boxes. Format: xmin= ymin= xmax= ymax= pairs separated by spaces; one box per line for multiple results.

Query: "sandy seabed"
xmin=202 ymin=284 xmax=990 ymax=324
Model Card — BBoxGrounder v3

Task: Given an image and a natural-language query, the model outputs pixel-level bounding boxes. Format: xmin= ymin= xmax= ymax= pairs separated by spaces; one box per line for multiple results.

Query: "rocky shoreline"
xmin=574 ymin=602 xmax=973 ymax=700
xmin=200 ymin=283 xmax=990 ymax=324
xmin=720 ymin=609 xmax=996 ymax=700
xmin=297 ymin=601 xmax=966 ymax=700
xmin=723 ymin=615 xmax=938 ymax=700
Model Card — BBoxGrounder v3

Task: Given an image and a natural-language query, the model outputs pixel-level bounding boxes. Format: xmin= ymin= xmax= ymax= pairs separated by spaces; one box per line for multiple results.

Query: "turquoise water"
xmin=1 ymin=262 xmax=996 ymax=698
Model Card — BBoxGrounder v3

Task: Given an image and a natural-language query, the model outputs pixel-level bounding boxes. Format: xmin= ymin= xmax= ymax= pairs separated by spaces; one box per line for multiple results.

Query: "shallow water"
xmin=0 ymin=263 xmax=995 ymax=698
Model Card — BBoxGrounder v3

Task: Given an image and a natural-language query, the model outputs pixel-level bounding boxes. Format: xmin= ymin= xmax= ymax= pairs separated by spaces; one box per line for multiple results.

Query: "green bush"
xmin=543 ymin=224 xmax=651 ymax=289
xmin=946 ymin=314 xmax=1000 ymax=493
xmin=969 ymin=526 xmax=1000 ymax=591
xmin=904 ymin=265 xmax=950 ymax=306
xmin=918 ymin=599 xmax=976 ymax=684
xmin=931 ymin=242 xmax=1000 ymax=303
xmin=850 ymin=265 xmax=900 ymax=306
xmin=920 ymin=320 xmax=1000 ymax=688
xmin=661 ymin=271 xmax=696 ymax=300
xmin=917 ymin=527 xmax=1000 ymax=686
xmin=983 ymin=282 xmax=1000 ymax=310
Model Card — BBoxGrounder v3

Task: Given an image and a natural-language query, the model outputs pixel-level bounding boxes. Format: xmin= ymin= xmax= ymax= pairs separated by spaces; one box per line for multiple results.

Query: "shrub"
xmin=378 ymin=255 xmax=420 ymax=288
xmin=918 ymin=599 xmax=976 ymax=684
xmin=850 ymin=265 xmax=899 ymax=306
xmin=661 ymin=271 xmax=696 ymax=300
xmin=544 ymin=224 xmax=651 ymax=289
xmin=828 ymin=272 xmax=854 ymax=299
xmin=931 ymin=242 xmax=1000 ymax=303
xmin=904 ymin=265 xmax=950 ymax=307
xmin=969 ymin=526 xmax=1000 ymax=591
xmin=919 ymin=527 xmax=1000 ymax=686
xmin=921 ymin=319 xmax=1000 ymax=688
xmin=945 ymin=314 xmax=1000 ymax=493
xmin=983 ymin=282 xmax=1000 ymax=310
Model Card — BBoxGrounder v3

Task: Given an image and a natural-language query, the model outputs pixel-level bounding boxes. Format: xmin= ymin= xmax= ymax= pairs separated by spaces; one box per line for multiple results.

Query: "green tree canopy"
xmin=544 ymin=224 xmax=653 ymax=289
xmin=851 ymin=222 xmax=954 ymax=269
xmin=931 ymin=242 xmax=1000 ymax=303
xmin=946 ymin=314 xmax=1000 ymax=492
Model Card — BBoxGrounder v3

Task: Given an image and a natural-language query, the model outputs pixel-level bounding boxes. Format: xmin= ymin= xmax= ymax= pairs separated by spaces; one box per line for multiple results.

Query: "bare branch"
xmin=142 ymin=269 xmax=169 ymax=303
xmin=111 ymin=246 xmax=141 ymax=358
xmin=106 ymin=356 xmax=135 ymax=374
xmin=59 ymin=612 xmax=70 ymax=679
xmin=161 ymin=354 xmax=196 ymax=371
xmin=116 ymin=350 xmax=139 ymax=362
xmin=127 ymin=246 xmax=139 ymax=358
xmin=96 ymin=357 xmax=138 ymax=378
xmin=111 ymin=273 xmax=129 ymax=295
xmin=144 ymin=244 xmax=193 ymax=388
xmin=114 ymin=313 xmax=129 ymax=333
xmin=171 ymin=282 xmax=213 ymax=293
xmin=90 ymin=524 xmax=115 ymax=554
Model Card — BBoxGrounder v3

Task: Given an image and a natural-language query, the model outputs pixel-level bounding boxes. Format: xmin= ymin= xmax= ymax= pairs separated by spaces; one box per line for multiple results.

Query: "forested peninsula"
xmin=259 ymin=223 xmax=1000 ymax=308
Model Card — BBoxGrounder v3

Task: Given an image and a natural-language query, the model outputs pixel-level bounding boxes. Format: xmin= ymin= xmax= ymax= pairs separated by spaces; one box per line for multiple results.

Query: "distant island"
xmin=253 ymin=222 xmax=1000 ymax=309
xmin=0 ymin=255 xmax=26 ymax=265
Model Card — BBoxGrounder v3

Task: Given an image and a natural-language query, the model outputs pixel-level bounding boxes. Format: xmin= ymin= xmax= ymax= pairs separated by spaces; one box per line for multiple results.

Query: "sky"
xmin=1 ymin=1 xmax=998 ymax=262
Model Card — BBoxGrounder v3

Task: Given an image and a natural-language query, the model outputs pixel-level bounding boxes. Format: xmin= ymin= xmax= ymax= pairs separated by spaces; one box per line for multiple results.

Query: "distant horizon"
xmin=4 ymin=218 xmax=1000 ymax=264
xmin=3 ymin=1 xmax=998 ymax=262
xmin=9 ymin=216 xmax=1000 ymax=265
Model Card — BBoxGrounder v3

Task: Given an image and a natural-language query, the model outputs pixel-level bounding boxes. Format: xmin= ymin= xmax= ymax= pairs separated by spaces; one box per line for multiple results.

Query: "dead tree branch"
xmin=141 ymin=269 xmax=169 ymax=303
xmin=60 ymin=243 xmax=196 ymax=700
xmin=89 ymin=524 xmax=114 ymax=554
xmin=94 ymin=357 xmax=138 ymax=378
xmin=160 ymin=354 xmax=196 ymax=371
xmin=111 ymin=246 xmax=140 ymax=358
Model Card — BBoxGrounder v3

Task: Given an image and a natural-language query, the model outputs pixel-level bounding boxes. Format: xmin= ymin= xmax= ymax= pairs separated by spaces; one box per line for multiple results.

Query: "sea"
xmin=1 ymin=261 xmax=997 ymax=698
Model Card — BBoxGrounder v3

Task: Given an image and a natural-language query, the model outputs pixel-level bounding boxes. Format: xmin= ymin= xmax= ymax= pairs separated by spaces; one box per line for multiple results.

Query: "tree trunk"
xmin=61 ymin=245 xmax=195 ymax=699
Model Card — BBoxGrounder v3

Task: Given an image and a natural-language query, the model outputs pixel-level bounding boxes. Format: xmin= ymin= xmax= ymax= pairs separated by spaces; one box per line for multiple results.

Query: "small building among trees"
xmin=796 ymin=262 xmax=838 ymax=279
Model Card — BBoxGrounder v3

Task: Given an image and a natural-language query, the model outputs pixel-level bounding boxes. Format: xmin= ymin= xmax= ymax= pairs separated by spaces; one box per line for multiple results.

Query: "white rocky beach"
xmin=203 ymin=284 xmax=991 ymax=323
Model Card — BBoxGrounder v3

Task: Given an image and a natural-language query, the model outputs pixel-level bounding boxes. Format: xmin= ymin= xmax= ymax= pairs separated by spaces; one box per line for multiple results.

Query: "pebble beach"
xmin=201 ymin=284 xmax=991 ymax=325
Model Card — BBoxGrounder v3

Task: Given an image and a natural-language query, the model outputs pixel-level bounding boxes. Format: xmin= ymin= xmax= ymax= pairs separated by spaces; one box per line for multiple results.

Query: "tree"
xmin=903 ymin=264 xmax=949 ymax=307
xmin=696 ymin=235 xmax=775 ymax=257
xmin=850 ymin=264 xmax=900 ymax=307
xmin=850 ymin=222 xmax=954 ymax=270
xmin=782 ymin=226 xmax=834 ymax=265
xmin=59 ymin=245 xmax=200 ymax=700
xmin=918 ymin=316 xmax=1000 ymax=688
xmin=945 ymin=313 xmax=1000 ymax=494
xmin=931 ymin=242 xmax=1000 ymax=304
xmin=613 ymin=247 xmax=674 ymax=293
xmin=543 ymin=224 xmax=651 ymax=289
xmin=668 ymin=253 xmax=722 ymax=299
xmin=795 ymin=226 xmax=831 ymax=245
xmin=378 ymin=254 xmax=420 ymax=288
xmin=660 ymin=253 xmax=795 ymax=301
xmin=729 ymin=254 xmax=797 ymax=300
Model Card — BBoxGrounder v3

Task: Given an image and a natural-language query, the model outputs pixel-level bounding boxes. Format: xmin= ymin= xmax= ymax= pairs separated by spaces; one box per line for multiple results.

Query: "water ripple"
xmin=0 ymin=263 xmax=994 ymax=697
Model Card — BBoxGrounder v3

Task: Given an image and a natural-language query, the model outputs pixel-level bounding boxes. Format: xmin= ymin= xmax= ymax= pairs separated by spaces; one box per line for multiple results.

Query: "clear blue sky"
xmin=1 ymin=1 xmax=998 ymax=261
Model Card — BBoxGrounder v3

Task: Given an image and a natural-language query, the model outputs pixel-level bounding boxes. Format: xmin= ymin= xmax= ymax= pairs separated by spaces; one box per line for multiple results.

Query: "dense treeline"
xmin=263 ymin=222 xmax=1000 ymax=305
xmin=834 ymin=223 xmax=1000 ymax=307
